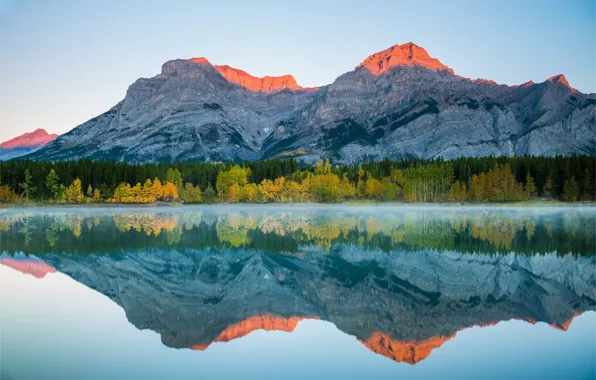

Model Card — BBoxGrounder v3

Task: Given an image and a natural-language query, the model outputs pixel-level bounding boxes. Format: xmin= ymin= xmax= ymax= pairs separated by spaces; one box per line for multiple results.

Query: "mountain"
xmin=28 ymin=42 xmax=595 ymax=163
xmin=0 ymin=128 xmax=58 ymax=160
xmin=0 ymin=257 xmax=57 ymax=278
xmin=36 ymin=248 xmax=595 ymax=364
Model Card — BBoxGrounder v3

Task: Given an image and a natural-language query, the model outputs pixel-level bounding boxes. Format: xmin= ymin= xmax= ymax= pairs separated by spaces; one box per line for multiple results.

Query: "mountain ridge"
xmin=26 ymin=42 xmax=595 ymax=163
xmin=0 ymin=128 xmax=58 ymax=160
xmin=0 ymin=128 xmax=58 ymax=149
xmin=33 ymin=248 xmax=595 ymax=364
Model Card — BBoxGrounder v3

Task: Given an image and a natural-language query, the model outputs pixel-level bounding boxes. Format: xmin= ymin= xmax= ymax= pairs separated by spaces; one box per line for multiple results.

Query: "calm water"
xmin=0 ymin=205 xmax=594 ymax=380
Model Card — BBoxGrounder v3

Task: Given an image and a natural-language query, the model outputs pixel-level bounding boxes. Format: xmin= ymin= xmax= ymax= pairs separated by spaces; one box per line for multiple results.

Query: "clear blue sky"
xmin=0 ymin=0 xmax=594 ymax=142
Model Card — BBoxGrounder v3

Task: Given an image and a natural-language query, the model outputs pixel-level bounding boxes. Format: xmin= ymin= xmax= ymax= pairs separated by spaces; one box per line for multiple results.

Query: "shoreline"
xmin=1 ymin=200 xmax=595 ymax=209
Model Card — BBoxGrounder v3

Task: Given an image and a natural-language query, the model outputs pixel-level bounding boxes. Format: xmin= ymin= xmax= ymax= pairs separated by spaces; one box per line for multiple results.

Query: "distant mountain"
xmin=0 ymin=128 xmax=58 ymax=160
xmin=28 ymin=43 xmax=595 ymax=163
xmin=0 ymin=257 xmax=57 ymax=278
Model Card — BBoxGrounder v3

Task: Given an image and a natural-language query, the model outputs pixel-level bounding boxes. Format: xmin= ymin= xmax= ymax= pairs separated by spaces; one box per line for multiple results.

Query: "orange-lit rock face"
xmin=187 ymin=58 xmax=314 ymax=93
xmin=360 ymin=316 xmax=584 ymax=364
xmin=521 ymin=80 xmax=535 ymax=88
xmin=550 ymin=312 xmax=582 ymax=331
xmin=546 ymin=74 xmax=578 ymax=93
xmin=473 ymin=78 xmax=498 ymax=86
xmin=189 ymin=57 xmax=211 ymax=65
xmin=356 ymin=42 xmax=454 ymax=75
xmin=190 ymin=314 xmax=318 ymax=350
xmin=0 ymin=128 xmax=58 ymax=149
xmin=214 ymin=65 xmax=303 ymax=93
xmin=359 ymin=332 xmax=454 ymax=364
xmin=0 ymin=258 xmax=57 ymax=279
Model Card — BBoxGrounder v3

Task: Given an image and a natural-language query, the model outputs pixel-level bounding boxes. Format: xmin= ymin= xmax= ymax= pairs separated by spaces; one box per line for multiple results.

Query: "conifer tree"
xmin=19 ymin=169 xmax=36 ymax=202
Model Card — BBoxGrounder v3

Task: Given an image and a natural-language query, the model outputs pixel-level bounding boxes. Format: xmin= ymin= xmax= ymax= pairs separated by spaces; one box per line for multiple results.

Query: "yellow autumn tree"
xmin=150 ymin=178 xmax=164 ymax=200
xmin=162 ymin=182 xmax=179 ymax=201
xmin=240 ymin=183 xmax=259 ymax=202
xmin=65 ymin=178 xmax=85 ymax=203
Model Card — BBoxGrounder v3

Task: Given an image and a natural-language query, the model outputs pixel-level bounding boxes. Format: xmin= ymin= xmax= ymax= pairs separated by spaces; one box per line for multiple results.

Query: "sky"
xmin=0 ymin=0 xmax=594 ymax=142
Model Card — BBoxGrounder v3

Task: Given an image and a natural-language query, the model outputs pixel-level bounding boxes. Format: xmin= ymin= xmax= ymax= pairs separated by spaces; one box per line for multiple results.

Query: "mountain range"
xmin=0 ymin=128 xmax=58 ymax=160
xmin=12 ymin=248 xmax=594 ymax=364
xmin=15 ymin=42 xmax=596 ymax=163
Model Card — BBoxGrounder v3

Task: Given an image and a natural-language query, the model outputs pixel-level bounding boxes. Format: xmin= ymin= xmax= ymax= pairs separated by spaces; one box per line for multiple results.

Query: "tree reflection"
xmin=0 ymin=208 xmax=594 ymax=256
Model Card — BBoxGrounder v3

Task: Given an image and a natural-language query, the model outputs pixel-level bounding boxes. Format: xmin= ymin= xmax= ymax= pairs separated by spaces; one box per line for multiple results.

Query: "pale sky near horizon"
xmin=0 ymin=0 xmax=594 ymax=142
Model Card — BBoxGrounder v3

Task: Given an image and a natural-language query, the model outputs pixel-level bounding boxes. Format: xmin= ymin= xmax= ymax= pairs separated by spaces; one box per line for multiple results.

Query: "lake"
xmin=0 ymin=205 xmax=594 ymax=380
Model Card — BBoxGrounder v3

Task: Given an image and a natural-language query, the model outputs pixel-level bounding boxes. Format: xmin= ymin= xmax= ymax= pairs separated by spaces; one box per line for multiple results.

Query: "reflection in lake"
xmin=0 ymin=206 xmax=595 ymax=379
xmin=1 ymin=206 xmax=594 ymax=255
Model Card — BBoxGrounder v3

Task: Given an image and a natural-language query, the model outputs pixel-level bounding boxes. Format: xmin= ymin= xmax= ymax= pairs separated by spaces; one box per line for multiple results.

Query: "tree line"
xmin=0 ymin=155 xmax=593 ymax=203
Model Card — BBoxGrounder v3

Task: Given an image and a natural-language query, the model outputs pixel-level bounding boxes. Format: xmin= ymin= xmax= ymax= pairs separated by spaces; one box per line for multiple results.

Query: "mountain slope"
xmin=28 ymin=43 xmax=595 ymax=163
xmin=0 ymin=128 xmax=58 ymax=160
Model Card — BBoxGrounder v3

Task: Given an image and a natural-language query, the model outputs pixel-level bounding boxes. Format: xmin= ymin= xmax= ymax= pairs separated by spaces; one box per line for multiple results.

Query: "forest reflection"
xmin=0 ymin=207 xmax=594 ymax=256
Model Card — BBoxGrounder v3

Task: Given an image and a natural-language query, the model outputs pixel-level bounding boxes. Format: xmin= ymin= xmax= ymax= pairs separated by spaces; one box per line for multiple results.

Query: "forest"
xmin=0 ymin=155 xmax=593 ymax=204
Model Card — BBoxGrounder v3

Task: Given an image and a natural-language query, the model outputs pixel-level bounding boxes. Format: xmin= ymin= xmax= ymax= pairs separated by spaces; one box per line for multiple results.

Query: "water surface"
xmin=1 ymin=205 xmax=594 ymax=379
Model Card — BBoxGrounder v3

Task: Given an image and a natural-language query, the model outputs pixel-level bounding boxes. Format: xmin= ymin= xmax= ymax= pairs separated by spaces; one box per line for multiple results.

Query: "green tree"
xmin=45 ymin=169 xmax=60 ymax=201
xmin=181 ymin=183 xmax=202 ymax=203
xmin=582 ymin=168 xmax=593 ymax=200
xmin=99 ymin=183 xmax=111 ymax=200
xmin=562 ymin=177 xmax=579 ymax=202
xmin=216 ymin=165 xmax=251 ymax=201
xmin=543 ymin=174 xmax=555 ymax=198
xmin=203 ymin=185 xmax=217 ymax=203
xmin=166 ymin=168 xmax=183 ymax=190
xmin=19 ymin=169 xmax=37 ymax=202
xmin=524 ymin=173 xmax=537 ymax=199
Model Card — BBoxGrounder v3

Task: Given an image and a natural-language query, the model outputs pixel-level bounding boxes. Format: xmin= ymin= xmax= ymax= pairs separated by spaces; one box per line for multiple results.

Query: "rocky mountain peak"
xmin=356 ymin=42 xmax=455 ymax=75
xmin=359 ymin=332 xmax=454 ymax=364
xmin=25 ymin=43 xmax=594 ymax=163
xmin=0 ymin=128 xmax=58 ymax=149
xmin=213 ymin=64 xmax=304 ymax=93
xmin=546 ymin=74 xmax=578 ymax=93
xmin=188 ymin=57 xmax=212 ymax=65
xmin=187 ymin=57 xmax=308 ymax=93
xmin=189 ymin=315 xmax=317 ymax=350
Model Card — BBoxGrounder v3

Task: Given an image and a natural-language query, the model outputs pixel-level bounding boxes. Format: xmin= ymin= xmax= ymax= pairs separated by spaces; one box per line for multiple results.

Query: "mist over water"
xmin=0 ymin=205 xmax=594 ymax=379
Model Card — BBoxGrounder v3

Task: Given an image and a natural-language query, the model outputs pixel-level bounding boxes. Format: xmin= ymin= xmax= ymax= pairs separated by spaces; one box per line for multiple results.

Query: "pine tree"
xmin=45 ymin=169 xmax=60 ymax=201
xmin=562 ymin=177 xmax=579 ymax=202
xmin=19 ymin=169 xmax=36 ymax=202
xmin=543 ymin=174 xmax=555 ymax=198
xmin=525 ymin=173 xmax=537 ymax=199
xmin=203 ymin=185 xmax=217 ymax=203
xmin=582 ymin=168 xmax=593 ymax=200
xmin=166 ymin=168 xmax=183 ymax=190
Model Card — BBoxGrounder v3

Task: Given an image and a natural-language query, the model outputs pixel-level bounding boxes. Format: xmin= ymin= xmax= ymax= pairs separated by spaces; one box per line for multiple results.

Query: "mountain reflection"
xmin=1 ymin=206 xmax=594 ymax=364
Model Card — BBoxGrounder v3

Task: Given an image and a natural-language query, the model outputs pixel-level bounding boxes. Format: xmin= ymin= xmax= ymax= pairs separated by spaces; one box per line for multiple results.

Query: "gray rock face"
xmin=0 ymin=146 xmax=41 ymax=160
xmin=40 ymin=248 xmax=595 ymax=351
xmin=28 ymin=44 xmax=596 ymax=163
